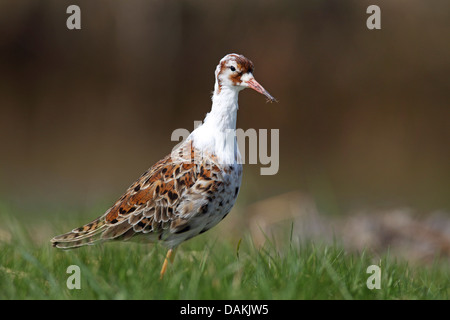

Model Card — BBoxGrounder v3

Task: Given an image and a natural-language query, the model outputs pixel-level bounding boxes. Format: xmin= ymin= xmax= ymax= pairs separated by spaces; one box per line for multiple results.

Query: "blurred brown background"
xmin=0 ymin=0 xmax=449 ymax=220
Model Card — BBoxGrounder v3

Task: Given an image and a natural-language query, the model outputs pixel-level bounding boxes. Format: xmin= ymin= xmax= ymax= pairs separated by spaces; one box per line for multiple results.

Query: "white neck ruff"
xmin=189 ymin=86 xmax=242 ymax=166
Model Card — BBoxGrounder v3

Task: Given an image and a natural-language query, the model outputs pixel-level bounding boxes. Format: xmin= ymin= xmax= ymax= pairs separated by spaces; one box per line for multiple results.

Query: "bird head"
xmin=214 ymin=53 xmax=276 ymax=102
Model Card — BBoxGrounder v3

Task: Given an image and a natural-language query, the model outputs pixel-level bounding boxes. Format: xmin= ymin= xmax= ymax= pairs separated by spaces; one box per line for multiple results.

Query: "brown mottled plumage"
xmin=51 ymin=141 xmax=241 ymax=249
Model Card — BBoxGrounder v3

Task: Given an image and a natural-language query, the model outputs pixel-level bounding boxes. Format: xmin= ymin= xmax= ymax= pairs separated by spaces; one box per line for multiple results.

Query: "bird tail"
xmin=51 ymin=215 xmax=109 ymax=249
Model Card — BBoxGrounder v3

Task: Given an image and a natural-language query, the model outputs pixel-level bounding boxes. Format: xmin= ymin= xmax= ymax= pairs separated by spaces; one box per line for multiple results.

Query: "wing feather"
xmin=51 ymin=141 xmax=226 ymax=249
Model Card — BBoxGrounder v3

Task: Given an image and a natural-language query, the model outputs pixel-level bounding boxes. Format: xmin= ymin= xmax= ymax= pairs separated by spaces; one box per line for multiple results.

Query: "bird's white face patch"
xmin=239 ymin=72 xmax=254 ymax=87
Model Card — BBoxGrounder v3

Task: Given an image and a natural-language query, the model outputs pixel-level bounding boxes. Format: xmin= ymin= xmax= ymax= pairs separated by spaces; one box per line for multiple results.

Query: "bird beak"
xmin=245 ymin=77 xmax=277 ymax=103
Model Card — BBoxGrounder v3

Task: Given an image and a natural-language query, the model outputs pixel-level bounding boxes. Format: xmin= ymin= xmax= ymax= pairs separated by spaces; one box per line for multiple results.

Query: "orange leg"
xmin=160 ymin=248 xmax=175 ymax=279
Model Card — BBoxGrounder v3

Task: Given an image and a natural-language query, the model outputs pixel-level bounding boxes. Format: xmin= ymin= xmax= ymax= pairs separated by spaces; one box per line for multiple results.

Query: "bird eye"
xmin=229 ymin=66 xmax=236 ymax=72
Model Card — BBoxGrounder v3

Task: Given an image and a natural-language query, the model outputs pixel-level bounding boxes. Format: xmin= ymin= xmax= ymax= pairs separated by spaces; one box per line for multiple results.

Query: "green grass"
xmin=0 ymin=214 xmax=449 ymax=300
